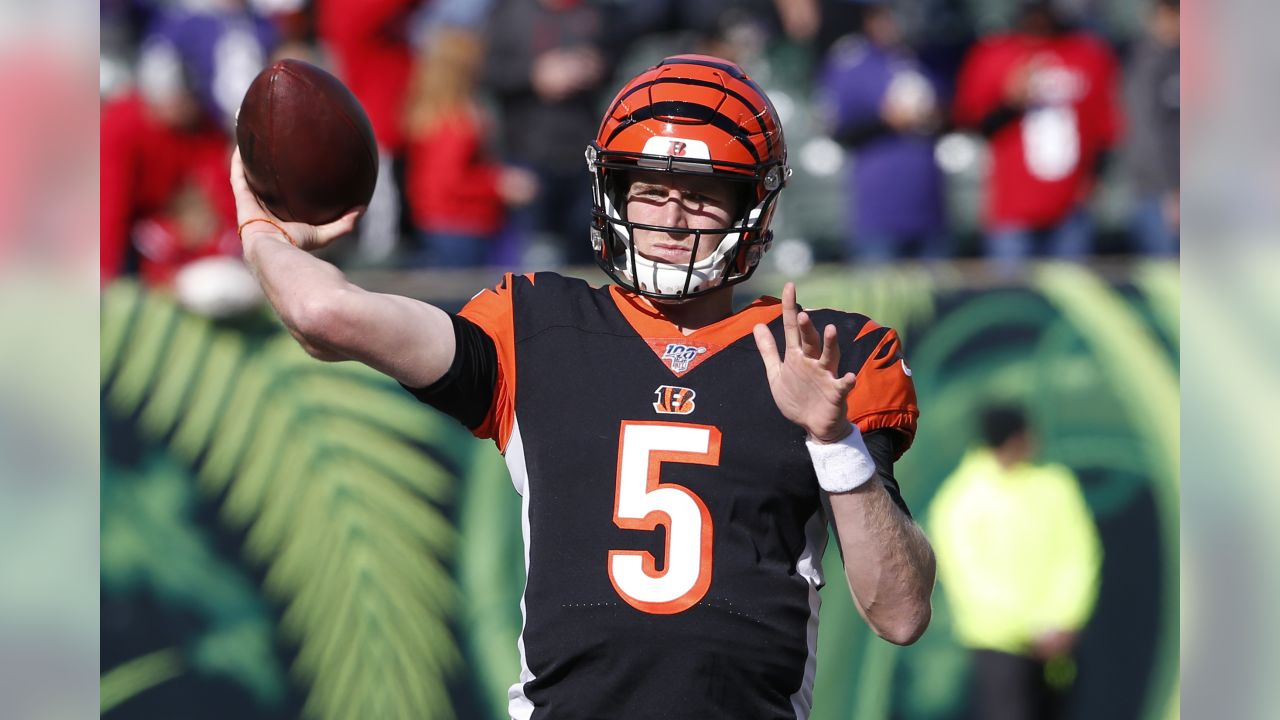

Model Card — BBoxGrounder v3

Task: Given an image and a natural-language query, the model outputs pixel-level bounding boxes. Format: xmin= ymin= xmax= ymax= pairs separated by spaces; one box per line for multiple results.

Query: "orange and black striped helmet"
xmin=586 ymin=55 xmax=789 ymax=300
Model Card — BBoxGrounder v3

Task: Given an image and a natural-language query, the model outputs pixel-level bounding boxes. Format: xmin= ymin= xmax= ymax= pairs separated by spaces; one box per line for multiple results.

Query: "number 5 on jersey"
xmin=609 ymin=421 xmax=722 ymax=615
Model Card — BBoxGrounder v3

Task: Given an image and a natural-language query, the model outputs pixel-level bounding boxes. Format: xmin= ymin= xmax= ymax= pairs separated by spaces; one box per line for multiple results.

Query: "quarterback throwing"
xmin=233 ymin=55 xmax=936 ymax=719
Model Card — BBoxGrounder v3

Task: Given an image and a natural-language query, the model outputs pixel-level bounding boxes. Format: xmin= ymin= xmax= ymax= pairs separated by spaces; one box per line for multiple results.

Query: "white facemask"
xmin=602 ymin=188 xmax=762 ymax=297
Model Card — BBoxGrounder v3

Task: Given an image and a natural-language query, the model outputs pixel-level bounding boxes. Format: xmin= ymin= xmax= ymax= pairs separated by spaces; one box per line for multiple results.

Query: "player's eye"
xmin=632 ymin=186 xmax=667 ymax=200
xmin=687 ymin=190 xmax=732 ymax=212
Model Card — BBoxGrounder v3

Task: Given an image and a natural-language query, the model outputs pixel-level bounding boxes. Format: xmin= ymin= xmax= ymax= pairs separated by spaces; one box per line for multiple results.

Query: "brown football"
xmin=235 ymin=59 xmax=378 ymax=225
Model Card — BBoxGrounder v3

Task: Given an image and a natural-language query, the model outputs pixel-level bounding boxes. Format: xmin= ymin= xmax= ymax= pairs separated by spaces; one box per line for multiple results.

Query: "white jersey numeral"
xmin=608 ymin=421 xmax=722 ymax=614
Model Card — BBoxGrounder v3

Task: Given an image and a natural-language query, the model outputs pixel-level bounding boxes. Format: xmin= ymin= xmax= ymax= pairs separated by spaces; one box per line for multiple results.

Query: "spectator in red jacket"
xmin=953 ymin=1 xmax=1123 ymax=272
xmin=482 ymin=0 xmax=614 ymax=267
xmin=403 ymin=26 xmax=536 ymax=267
xmin=100 ymin=9 xmax=274 ymax=286
xmin=317 ymin=0 xmax=424 ymax=264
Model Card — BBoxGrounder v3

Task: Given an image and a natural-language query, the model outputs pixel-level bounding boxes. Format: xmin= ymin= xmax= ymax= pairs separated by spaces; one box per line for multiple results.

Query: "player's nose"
xmin=657 ymin=192 xmax=691 ymax=235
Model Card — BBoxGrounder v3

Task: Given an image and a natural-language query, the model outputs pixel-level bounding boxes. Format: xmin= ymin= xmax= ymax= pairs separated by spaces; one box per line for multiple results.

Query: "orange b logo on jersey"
xmin=653 ymin=385 xmax=696 ymax=415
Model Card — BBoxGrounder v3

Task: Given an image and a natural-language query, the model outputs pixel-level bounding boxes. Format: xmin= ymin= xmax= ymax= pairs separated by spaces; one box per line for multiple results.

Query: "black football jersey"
xmin=447 ymin=273 xmax=918 ymax=719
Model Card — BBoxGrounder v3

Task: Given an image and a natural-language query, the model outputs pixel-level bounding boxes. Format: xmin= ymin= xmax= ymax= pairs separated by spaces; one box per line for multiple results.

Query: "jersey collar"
xmin=609 ymin=286 xmax=782 ymax=376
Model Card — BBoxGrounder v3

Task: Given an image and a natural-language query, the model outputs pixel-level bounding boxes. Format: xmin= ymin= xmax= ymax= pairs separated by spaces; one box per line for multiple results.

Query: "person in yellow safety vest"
xmin=927 ymin=404 xmax=1101 ymax=720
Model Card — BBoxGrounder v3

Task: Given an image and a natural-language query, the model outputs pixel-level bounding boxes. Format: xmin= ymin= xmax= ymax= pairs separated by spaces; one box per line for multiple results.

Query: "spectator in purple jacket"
xmin=818 ymin=1 xmax=948 ymax=263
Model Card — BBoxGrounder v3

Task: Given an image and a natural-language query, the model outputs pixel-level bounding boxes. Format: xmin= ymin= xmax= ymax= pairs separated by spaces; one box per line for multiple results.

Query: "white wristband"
xmin=806 ymin=426 xmax=876 ymax=494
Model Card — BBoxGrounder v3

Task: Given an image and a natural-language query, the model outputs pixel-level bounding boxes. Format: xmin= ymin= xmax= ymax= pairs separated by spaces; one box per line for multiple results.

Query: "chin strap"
xmin=629 ymin=233 xmax=737 ymax=295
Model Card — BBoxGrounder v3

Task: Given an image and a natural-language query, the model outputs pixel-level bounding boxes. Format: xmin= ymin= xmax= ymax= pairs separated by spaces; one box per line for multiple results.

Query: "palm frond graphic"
xmin=100 ymin=648 xmax=184 ymax=716
xmin=102 ymin=280 xmax=466 ymax=719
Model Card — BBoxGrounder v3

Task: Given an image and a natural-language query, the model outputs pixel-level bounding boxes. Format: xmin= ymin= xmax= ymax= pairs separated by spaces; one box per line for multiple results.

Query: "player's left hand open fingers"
xmin=752 ymin=323 xmax=781 ymax=377
xmin=818 ymin=322 xmax=842 ymax=373
xmin=797 ymin=310 xmax=822 ymax=357
xmin=835 ymin=371 xmax=857 ymax=398
xmin=781 ymin=282 xmax=800 ymax=351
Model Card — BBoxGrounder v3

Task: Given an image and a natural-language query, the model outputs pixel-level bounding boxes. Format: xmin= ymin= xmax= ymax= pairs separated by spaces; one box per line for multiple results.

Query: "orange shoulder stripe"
xmin=458 ymin=273 xmax=519 ymax=452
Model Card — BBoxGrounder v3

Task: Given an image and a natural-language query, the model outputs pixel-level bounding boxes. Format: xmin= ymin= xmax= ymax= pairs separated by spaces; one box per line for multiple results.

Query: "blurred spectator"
xmin=100 ymin=8 xmax=275 ymax=286
xmin=815 ymin=0 xmax=974 ymax=94
xmin=815 ymin=0 xmax=871 ymax=58
xmin=697 ymin=5 xmax=774 ymax=69
xmin=616 ymin=0 xmax=763 ymax=58
xmin=402 ymin=27 xmax=537 ymax=267
xmin=819 ymin=2 xmax=948 ymax=263
xmin=928 ymin=404 xmax=1101 ymax=720
xmin=775 ymin=0 xmax=821 ymax=42
xmin=482 ymin=0 xmax=614 ymax=267
xmin=953 ymin=0 xmax=1123 ymax=271
xmin=249 ymin=0 xmax=320 ymax=63
xmin=1123 ymin=0 xmax=1179 ymax=256
xmin=316 ymin=0 xmax=424 ymax=265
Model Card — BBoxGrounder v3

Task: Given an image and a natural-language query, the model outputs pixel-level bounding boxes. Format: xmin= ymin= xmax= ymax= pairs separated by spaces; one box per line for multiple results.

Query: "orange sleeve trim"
xmin=458 ymin=273 xmax=519 ymax=452
xmin=851 ymin=408 xmax=919 ymax=459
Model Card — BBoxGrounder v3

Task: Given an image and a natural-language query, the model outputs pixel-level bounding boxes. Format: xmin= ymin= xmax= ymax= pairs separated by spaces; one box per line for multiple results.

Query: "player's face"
xmin=625 ymin=170 xmax=738 ymax=265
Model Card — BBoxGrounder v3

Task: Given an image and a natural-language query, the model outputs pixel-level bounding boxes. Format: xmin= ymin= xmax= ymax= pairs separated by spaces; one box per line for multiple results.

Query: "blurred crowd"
xmin=100 ymin=0 xmax=1180 ymax=292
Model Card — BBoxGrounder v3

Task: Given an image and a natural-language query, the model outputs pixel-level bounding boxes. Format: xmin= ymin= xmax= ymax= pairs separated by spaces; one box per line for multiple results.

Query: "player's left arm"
xmin=824 ymin=438 xmax=935 ymax=646
xmin=753 ymin=283 xmax=935 ymax=646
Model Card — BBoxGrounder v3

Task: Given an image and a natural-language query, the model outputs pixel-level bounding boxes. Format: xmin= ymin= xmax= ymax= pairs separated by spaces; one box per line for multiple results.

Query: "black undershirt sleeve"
xmin=399 ymin=313 xmax=498 ymax=431
xmin=821 ymin=427 xmax=915 ymax=566
xmin=863 ymin=428 xmax=913 ymax=519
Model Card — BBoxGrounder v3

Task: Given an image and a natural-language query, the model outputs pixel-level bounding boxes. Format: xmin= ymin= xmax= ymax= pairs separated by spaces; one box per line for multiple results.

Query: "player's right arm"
xmin=231 ymin=149 xmax=455 ymax=389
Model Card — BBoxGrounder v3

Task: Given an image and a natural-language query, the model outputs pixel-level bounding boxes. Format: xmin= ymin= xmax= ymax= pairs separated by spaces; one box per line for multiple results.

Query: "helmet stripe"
xmin=657 ymin=55 xmax=749 ymax=79
xmin=608 ymin=77 xmax=773 ymax=154
xmin=653 ymin=58 xmax=779 ymax=136
xmin=605 ymin=100 xmax=762 ymax=162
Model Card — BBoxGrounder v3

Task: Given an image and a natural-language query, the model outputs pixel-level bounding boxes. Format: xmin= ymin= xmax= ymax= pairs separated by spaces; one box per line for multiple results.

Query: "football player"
xmin=233 ymin=54 xmax=936 ymax=719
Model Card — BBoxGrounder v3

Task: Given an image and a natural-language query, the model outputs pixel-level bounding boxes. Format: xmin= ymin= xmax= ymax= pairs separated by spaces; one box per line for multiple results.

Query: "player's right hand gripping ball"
xmin=235 ymin=59 xmax=378 ymax=225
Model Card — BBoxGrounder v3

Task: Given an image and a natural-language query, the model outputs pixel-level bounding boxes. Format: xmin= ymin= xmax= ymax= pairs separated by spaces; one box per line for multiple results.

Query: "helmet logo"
xmin=641 ymin=136 xmax=710 ymax=161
